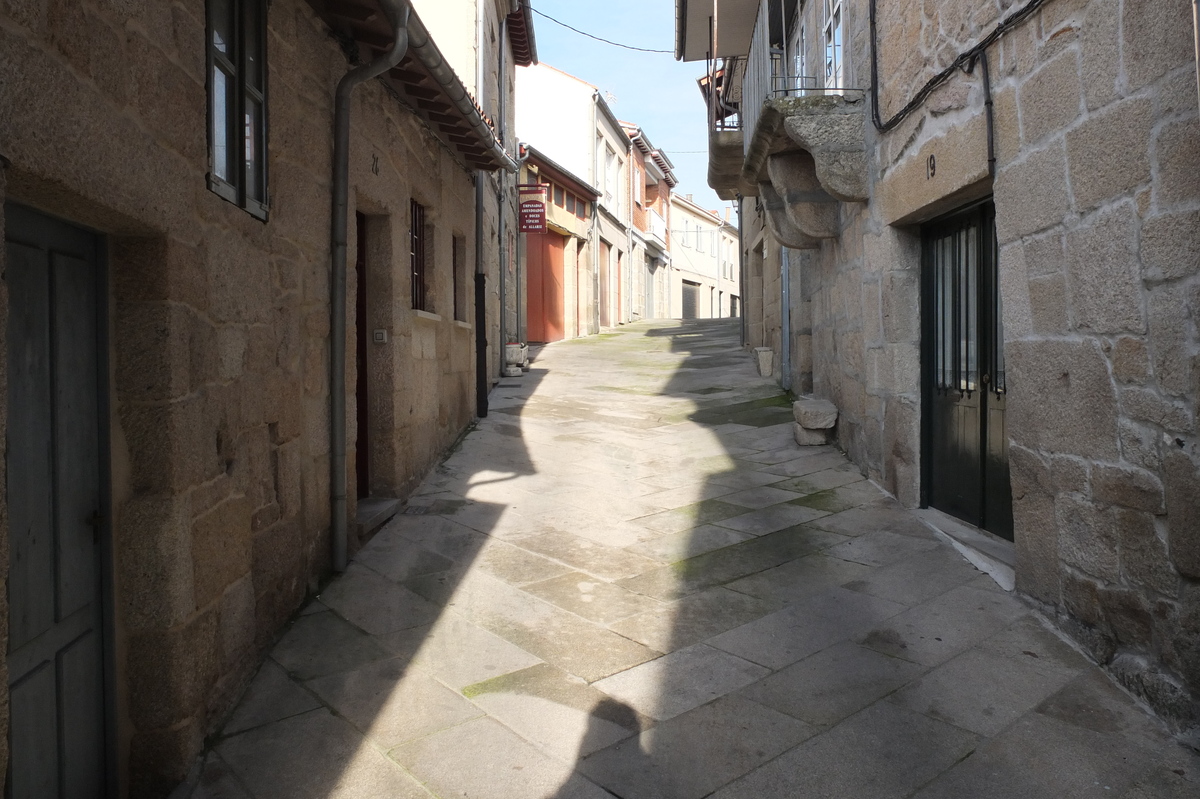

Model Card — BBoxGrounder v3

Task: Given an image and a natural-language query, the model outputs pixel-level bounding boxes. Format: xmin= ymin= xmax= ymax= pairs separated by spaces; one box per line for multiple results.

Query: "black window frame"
xmin=206 ymin=0 xmax=269 ymax=221
xmin=411 ymin=200 xmax=429 ymax=312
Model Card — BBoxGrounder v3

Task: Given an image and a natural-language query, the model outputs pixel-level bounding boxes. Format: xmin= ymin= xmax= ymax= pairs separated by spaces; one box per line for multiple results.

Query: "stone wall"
xmin=753 ymin=0 xmax=1198 ymax=730
xmin=0 ymin=0 xmax=508 ymax=793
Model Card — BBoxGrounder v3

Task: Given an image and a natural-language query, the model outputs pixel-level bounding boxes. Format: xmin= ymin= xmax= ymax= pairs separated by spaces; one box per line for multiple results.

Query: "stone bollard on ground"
xmin=753 ymin=347 xmax=773 ymax=377
xmin=793 ymin=396 xmax=838 ymax=445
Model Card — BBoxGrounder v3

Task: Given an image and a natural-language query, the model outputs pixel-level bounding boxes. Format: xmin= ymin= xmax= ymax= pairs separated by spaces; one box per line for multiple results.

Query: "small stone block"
xmin=502 ymin=365 xmax=523 ymax=377
xmin=794 ymin=423 xmax=829 ymax=446
xmin=753 ymin=347 xmax=773 ymax=377
xmin=793 ymin=398 xmax=838 ymax=429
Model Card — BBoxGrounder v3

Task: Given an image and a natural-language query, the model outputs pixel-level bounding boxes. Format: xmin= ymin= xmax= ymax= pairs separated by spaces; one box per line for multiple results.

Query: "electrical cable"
xmin=869 ymin=0 xmax=1050 ymax=132
xmin=530 ymin=6 xmax=673 ymax=53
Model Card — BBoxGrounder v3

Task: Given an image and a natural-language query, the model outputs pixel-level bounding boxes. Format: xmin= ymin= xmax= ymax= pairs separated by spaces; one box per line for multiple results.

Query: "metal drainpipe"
xmin=474 ymin=0 xmax=489 ymax=418
xmin=330 ymin=0 xmax=412 ymax=573
xmin=780 ymin=245 xmax=792 ymax=391
xmin=1193 ymin=0 xmax=1200 ymax=108
xmin=737 ymin=194 xmax=746 ymax=346
xmin=498 ymin=17 xmax=509 ymax=371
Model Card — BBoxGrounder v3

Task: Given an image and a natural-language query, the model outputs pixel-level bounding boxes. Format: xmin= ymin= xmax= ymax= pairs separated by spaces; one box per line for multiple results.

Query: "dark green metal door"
xmin=922 ymin=202 xmax=1013 ymax=540
xmin=5 ymin=204 xmax=109 ymax=798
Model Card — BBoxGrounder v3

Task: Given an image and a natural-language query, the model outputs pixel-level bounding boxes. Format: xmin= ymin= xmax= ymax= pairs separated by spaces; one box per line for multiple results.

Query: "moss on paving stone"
xmin=460 ymin=669 xmax=531 ymax=699
xmin=789 ymin=489 xmax=858 ymax=513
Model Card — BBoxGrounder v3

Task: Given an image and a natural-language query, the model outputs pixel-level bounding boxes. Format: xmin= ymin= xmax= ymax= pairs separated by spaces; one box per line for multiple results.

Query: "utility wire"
xmin=530 ymin=7 xmax=673 ymax=54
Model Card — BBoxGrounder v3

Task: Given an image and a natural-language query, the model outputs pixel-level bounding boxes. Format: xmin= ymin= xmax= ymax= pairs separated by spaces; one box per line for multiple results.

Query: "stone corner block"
xmin=794 ymin=422 xmax=830 ymax=446
xmin=753 ymin=347 xmax=774 ymax=377
xmin=793 ymin=397 xmax=838 ymax=429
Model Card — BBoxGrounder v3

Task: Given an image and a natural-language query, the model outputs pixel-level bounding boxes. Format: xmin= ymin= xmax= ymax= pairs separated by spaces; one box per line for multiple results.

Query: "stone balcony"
xmin=708 ymin=126 xmax=747 ymax=201
xmin=741 ymin=93 xmax=869 ymax=247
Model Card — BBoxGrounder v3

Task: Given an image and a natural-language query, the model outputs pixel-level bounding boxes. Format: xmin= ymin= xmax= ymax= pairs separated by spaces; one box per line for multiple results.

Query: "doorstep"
xmin=911 ymin=507 xmax=1016 ymax=591
xmin=355 ymin=497 xmax=401 ymax=539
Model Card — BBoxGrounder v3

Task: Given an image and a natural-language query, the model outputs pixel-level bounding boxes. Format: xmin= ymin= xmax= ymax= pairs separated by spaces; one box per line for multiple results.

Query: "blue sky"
xmin=524 ymin=1 xmax=729 ymax=213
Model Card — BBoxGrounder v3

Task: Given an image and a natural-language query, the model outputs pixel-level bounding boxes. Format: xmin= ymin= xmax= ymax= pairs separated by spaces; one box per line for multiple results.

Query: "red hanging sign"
xmin=520 ymin=199 xmax=547 ymax=233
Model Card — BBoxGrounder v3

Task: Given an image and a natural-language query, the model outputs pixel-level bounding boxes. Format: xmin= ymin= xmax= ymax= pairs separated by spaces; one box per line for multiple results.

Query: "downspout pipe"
xmin=780 ymin=245 xmax=792 ymax=391
xmin=1193 ymin=0 xmax=1199 ymax=108
xmin=737 ymin=194 xmax=746 ymax=346
xmin=498 ymin=16 xmax=509 ymax=372
xmin=475 ymin=0 xmax=489 ymax=418
xmin=331 ymin=0 xmax=412 ymax=573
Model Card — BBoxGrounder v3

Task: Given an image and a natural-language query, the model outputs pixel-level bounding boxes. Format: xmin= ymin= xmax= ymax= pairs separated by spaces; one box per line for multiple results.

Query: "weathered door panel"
xmin=542 ymin=236 xmax=565 ymax=342
xmin=682 ymin=281 xmax=699 ymax=319
xmin=5 ymin=204 xmax=108 ymax=798
xmin=922 ymin=202 xmax=1012 ymax=541
xmin=599 ymin=241 xmax=611 ymax=328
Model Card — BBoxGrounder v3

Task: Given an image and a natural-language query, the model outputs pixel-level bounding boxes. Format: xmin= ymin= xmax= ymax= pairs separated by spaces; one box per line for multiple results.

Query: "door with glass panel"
xmin=921 ymin=201 xmax=1013 ymax=540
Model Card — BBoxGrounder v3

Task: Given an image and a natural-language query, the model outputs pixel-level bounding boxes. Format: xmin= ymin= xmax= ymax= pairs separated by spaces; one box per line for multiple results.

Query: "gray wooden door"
xmin=5 ymin=204 xmax=108 ymax=798
xmin=681 ymin=281 xmax=699 ymax=319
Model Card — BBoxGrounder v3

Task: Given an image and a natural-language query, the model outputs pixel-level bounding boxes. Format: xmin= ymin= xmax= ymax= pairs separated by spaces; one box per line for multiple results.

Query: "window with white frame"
xmin=824 ymin=0 xmax=843 ymax=91
xmin=604 ymin=145 xmax=617 ymax=207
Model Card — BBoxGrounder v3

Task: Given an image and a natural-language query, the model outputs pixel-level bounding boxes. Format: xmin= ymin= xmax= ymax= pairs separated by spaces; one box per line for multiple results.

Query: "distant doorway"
xmin=355 ymin=212 xmax=371 ymax=499
xmin=527 ymin=233 xmax=566 ymax=343
xmin=681 ymin=280 xmax=700 ymax=319
xmin=599 ymin=240 xmax=611 ymax=327
xmin=5 ymin=204 xmax=111 ymax=797
xmin=920 ymin=200 xmax=1013 ymax=540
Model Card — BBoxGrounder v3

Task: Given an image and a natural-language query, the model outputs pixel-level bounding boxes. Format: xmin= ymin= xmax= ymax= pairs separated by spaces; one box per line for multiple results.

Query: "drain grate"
xmin=403 ymin=505 xmax=429 ymax=515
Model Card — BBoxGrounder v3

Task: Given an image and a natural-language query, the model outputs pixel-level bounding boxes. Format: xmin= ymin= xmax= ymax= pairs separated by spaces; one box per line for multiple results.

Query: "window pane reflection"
xmin=212 ymin=0 xmax=232 ymax=54
xmin=245 ymin=98 xmax=261 ymax=201
xmin=213 ymin=65 xmax=230 ymax=181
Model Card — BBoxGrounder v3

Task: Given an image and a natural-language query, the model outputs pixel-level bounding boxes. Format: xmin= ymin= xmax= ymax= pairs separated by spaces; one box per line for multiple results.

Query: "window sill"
xmin=453 ymin=320 xmax=471 ymax=329
xmin=414 ymin=310 xmax=442 ymax=323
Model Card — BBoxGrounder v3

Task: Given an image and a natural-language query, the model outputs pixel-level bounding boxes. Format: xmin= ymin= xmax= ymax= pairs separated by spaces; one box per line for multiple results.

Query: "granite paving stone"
xmin=607 ymin=586 xmax=780 ymax=652
xmin=825 ymin=528 xmax=942 ymax=568
xmin=578 ymin=696 xmax=815 ymax=799
xmin=593 ymin=644 xmax=770 ymax=721
xmin=712 ymin=502 xmax=832 ymax=534
xmin=378 ymin=612 xmax=543 ymax=690
xmin=199 ymin=320 xmax=1195 ymax=799
xmin=462 ymin=664 xmax=649 ymax=761
xmin=855 ymin=583 xmax=1031 ymax=667
xmin=626 ymin=523 xmax=754 ymax=563
xmin=738 ymin=641 xmax=926 ymax=727
xmin=523 ymin=571 xmax=665 ymax=624
xmin=709 ymin=702 xmax=980 ymax=799
xmin=839 ymin=544 xmax=984 ymax=606
xmin=217 ymin=710 xmax=433 ymax=799
xmin=723 ymin=552 xmax=871 ymax=604
xmin=269 ymin=611 xmax=392 ymax=681
xmin=709 ymin=586 xmax=909 ymax=669
xmin=305 ymin=657 xmax=483 ymax=748
xmin=390 ymin=717 xmax=615 ymax=799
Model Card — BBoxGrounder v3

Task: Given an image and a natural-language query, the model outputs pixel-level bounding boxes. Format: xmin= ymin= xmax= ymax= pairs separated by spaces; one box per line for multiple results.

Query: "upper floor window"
xmin=824 ymin=0 xmax=843 ymax=91
xmin=411 ymin=200 xmax=429 ymax=311
xmin=604 ymin=146 xmax=616 ymax=206
xmin=207 ymin=0 xmax=268 ymax=219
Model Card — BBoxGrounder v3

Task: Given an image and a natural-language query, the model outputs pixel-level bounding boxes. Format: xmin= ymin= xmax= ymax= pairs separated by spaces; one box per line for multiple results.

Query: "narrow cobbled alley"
xmin=187 ymin=319 xmax=1199 ymax=799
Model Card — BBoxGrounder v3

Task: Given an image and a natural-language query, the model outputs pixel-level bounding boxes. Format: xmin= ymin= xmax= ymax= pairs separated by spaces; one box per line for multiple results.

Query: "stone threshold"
xmin=356 ymin=497 xmax=401 ymax=539
xmin=912 ymin=507 xmax=1016 ymax=592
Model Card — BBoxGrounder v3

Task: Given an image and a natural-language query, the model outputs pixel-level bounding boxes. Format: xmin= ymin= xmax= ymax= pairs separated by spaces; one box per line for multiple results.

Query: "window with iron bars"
xmin=411 ymin=200 xmax=428 ymax=312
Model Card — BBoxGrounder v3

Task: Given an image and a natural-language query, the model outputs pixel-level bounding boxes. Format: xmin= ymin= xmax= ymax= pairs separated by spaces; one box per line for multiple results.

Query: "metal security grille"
xmin=930 ymin=207 xmax=1004 ymax=396
xmin=410 ymin=200 xmax=427 ymax=311
xmin=452 ymin=236 xmax=462 ymax=321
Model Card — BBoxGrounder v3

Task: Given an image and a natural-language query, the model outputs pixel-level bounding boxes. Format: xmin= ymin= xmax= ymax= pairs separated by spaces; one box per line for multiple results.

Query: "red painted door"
xmin=528 ymin=234 xmax=566 ymax=343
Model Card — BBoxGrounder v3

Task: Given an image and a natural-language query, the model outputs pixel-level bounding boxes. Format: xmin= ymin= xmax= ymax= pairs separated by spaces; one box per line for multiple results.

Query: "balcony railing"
xmin=649 ymin=209 xmax=667 ymax=243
